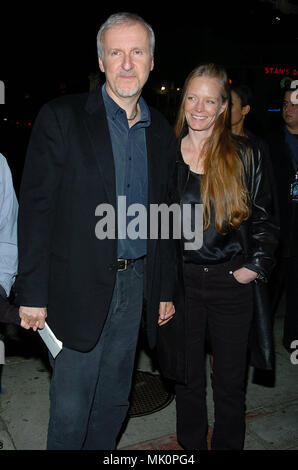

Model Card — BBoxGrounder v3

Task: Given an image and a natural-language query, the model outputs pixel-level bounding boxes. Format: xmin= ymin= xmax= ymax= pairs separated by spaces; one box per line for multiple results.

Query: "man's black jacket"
xmin=15 ymin=90 xmax=177 ymax=352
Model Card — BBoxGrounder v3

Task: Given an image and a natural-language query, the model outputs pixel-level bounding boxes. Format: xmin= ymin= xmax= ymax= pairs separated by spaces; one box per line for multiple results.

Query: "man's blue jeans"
xmin=47 ymin=259 xmax=144 ymax=450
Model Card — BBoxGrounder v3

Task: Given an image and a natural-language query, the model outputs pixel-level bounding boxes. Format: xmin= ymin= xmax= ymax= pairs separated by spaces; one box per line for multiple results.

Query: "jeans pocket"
xmin=133 ymin=259 xmax=144 ymax=279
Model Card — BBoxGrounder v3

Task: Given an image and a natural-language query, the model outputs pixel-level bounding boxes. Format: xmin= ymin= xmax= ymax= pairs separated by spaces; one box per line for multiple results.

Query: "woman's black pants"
xmin=175 ymin=257 xmax=253 ymax=450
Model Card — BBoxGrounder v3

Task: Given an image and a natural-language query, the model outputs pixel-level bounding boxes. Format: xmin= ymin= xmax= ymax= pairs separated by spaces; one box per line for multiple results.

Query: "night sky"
xmin=0 ymin=1 xmax=297 ymax=192
xmin=1 ymin=2 xmax=297 ymax=100
xmin=0 ymin=2 xmax=297 ymax=142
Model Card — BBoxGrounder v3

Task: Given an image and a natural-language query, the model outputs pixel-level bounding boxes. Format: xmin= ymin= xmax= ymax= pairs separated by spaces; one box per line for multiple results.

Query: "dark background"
xmin=0 ymin=0 xmax=297 ymax=193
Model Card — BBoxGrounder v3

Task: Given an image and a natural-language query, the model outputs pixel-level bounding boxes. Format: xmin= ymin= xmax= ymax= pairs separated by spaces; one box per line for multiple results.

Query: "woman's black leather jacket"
xmin=174 ymin=135 xmax=280 ymax=281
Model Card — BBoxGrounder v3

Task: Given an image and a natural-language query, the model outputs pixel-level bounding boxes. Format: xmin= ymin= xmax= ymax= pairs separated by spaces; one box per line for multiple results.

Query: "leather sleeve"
xmin=242 ymin=143 xmax=280 ymax=281
xmin=0 ymin=296 xmax=20 ymax=325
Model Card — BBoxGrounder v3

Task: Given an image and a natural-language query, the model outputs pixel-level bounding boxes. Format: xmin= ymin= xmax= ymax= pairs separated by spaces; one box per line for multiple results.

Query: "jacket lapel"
xmin=176 ymin=149 xmax=190 ymax=197
xmin=84 ymin=91 xmax=116 ymax=206
xmin=146 ymin=126 xmax=161 ymax=205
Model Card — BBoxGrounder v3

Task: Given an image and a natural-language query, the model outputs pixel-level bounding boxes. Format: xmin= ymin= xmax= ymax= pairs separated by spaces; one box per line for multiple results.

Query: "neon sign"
xmin=265 ymin=67 xmax=298 ymax=76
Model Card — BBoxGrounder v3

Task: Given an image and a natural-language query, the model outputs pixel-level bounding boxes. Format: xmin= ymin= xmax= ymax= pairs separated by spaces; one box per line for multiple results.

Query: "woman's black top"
xmin=181 ymin=170 xmax=243 ymax=265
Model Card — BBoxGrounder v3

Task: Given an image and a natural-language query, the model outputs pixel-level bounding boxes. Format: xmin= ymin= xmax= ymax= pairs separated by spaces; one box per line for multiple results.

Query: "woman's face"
xmin=184 ymin=76 xmax=227 ymax=136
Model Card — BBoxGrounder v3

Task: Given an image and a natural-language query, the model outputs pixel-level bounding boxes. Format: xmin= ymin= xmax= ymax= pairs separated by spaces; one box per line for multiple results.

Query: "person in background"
xmin=164 ymin=63 xmax=278 ymax=450
xmin=230 ymin=84 xmax=271 ymax=158
xmin=230 ymin=84 xmax=253 ymax=137
xmin=266 ymin=84 xmax=298 ymax=353
xmin=230 ymin=85 xmax=252 ymax=137
xmin=230 ymin=85 xmax=279 ymax=392
xmin=15 ymin=12 xmax=176 ymax=450
xmin=0 ymin=152 xmax=18 ymax=366
xmin=0 ymin=153 xmax=18 ymax=304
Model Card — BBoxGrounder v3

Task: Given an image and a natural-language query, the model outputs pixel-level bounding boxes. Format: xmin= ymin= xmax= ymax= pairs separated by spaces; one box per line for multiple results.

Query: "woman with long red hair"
xmin=166 ymin=63 xmax=279 ymax=450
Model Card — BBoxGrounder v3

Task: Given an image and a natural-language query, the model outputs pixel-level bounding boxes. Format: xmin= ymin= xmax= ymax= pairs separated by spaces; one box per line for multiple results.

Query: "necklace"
xmin=182 ymin=136 xmax=206 ymax=173
xmin=127 ymin=107 xmax=138 ymax=121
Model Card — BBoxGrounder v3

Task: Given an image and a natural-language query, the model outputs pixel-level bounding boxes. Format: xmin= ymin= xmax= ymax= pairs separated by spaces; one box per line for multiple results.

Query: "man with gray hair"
xmin=16 ymin=12 xmax=176 ymax=449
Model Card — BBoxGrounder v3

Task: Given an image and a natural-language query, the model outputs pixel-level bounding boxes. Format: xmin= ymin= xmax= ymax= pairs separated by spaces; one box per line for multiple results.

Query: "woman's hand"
xmin=158 ymin=302 xmax=175 ymax=326
xmin=232 ymin=267 xmax=258 ymax=284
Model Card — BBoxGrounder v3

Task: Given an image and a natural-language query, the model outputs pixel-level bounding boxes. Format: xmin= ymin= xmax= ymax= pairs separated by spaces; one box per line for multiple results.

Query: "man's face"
xmin=282 ymin=90 xmax=298 ymax=130
xmin=98 ymin=22 xmax=154 ymax=103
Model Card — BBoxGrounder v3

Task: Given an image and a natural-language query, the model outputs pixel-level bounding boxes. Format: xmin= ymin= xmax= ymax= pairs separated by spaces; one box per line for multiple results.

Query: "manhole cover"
xmin=128 ymin=370 xmax=174 ymax=418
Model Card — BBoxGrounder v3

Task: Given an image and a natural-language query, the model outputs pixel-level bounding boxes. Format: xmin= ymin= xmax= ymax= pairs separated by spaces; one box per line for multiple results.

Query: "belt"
xmin=116 ymin=258 xmax=135 ymax=271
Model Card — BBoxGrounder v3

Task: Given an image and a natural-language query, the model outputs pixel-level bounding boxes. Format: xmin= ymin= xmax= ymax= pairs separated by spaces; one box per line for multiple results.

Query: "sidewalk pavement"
xmin=0 ymin=309 xmax=297 ymax=452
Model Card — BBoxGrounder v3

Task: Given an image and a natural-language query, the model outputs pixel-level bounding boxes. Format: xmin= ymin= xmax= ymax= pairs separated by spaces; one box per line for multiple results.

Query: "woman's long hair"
xmin=175 ymin=63 xmax=250 ymax=234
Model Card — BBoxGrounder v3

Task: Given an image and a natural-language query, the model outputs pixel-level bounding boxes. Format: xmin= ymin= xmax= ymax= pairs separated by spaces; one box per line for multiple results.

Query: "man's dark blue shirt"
xmin=102 ymin=84 xmax=150 ymax=259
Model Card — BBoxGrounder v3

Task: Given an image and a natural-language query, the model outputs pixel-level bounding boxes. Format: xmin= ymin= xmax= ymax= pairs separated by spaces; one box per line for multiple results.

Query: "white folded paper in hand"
xmin=38 ymin=322 xmax=63 ymax=358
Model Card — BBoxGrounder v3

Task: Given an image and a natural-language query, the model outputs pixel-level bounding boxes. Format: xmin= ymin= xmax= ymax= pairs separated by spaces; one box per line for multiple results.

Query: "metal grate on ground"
xmin=128 ymin=370 xmax=174 ymax=417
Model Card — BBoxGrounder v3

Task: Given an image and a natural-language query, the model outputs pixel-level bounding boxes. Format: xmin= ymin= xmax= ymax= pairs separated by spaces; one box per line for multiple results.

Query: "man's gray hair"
xmin=97 ymin=12 xmax=155 ymax=60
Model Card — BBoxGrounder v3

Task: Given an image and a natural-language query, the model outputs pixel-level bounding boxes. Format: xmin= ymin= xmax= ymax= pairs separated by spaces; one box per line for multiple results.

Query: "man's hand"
xmin=232 ymin=267 xmax=258 ymax=284
xmin=19 ymin=306 xmax=47 ymax=331
xmin=158 ymin=301 xmax=175 ymax=326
